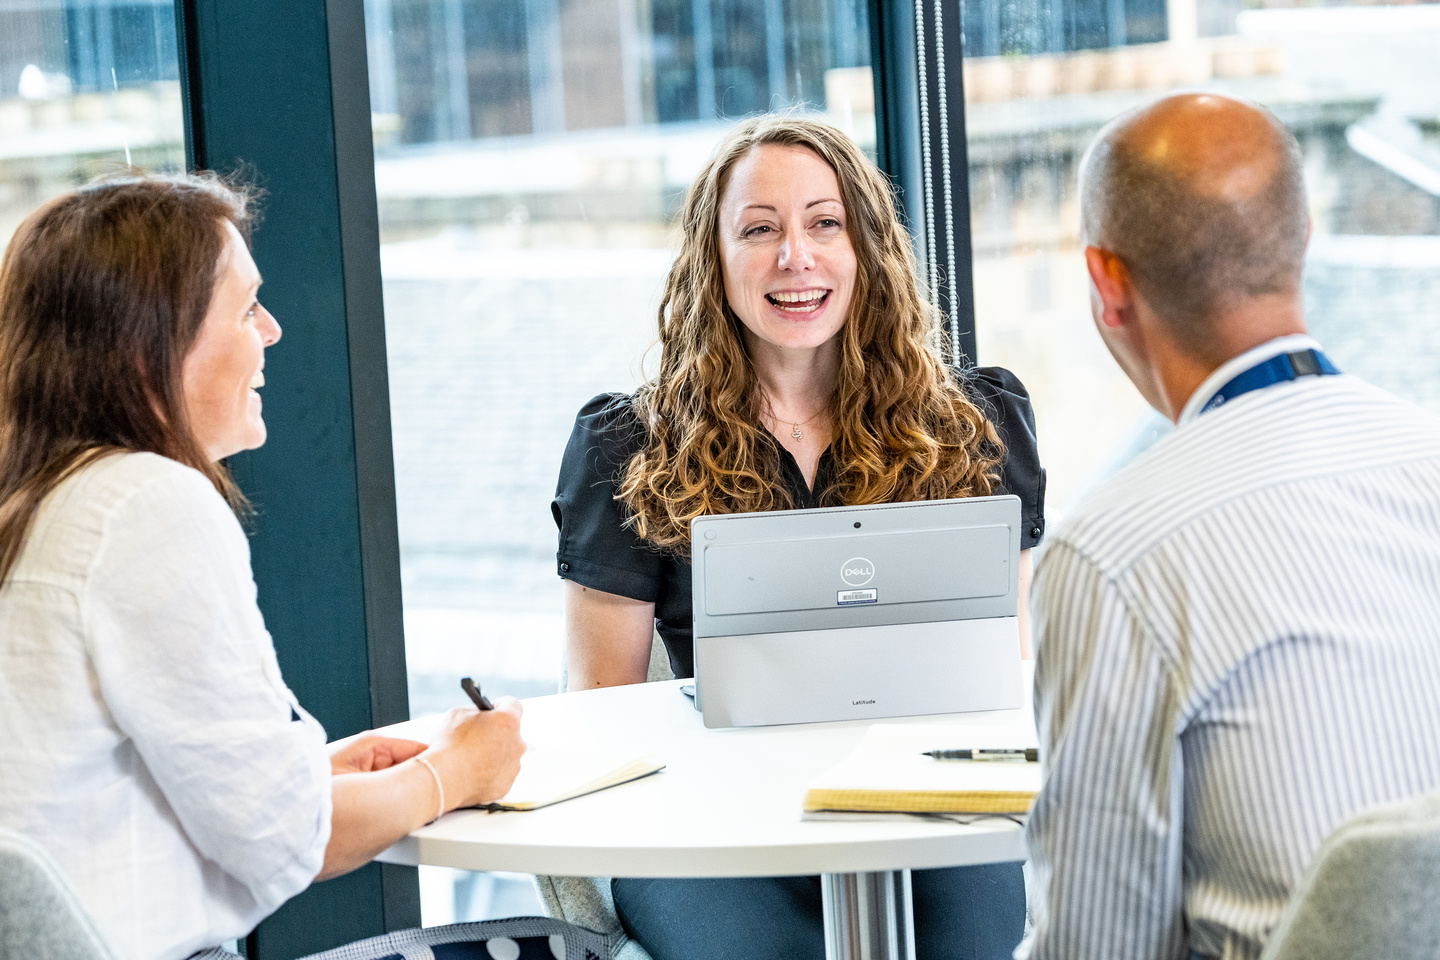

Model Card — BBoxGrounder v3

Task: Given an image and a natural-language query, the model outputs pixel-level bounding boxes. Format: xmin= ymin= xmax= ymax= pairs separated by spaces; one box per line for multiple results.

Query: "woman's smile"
xmin=766 ymin=288 xmax=832 ymax=316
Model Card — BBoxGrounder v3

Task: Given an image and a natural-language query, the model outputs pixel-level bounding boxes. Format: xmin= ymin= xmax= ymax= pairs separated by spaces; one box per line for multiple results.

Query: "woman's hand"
xmin=318 ymin=700 xmax=527 ymax=881
xmin=328 ymin=734 xmax=426 ymax=775
xmin=421 ymin=700 xmax=527 ymax=809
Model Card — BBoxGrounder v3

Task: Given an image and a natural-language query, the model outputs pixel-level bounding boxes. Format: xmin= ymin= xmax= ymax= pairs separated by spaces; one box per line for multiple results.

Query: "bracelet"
xmin=415 ymin=755 xmax=445 ymax=824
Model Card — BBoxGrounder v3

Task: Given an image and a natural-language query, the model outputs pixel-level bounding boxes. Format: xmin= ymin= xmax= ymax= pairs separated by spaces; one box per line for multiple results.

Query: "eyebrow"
xmin=740 ymin=198 xmax=844 ymax=213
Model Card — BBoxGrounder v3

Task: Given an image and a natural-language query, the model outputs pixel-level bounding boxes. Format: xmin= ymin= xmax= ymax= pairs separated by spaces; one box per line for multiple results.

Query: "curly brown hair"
xmin=617 ymin=114 xmax=1003 ymax=553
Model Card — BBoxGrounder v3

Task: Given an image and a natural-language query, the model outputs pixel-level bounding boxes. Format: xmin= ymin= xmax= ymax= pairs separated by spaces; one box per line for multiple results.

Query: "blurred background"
xmin=3 ymin=0 xmax=1438 ymax=923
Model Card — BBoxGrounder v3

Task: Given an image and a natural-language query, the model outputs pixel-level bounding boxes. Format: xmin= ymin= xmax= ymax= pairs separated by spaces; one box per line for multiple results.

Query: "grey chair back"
xmin=0 ymin=829 xmax=115 ymax=960
xmin=1260 ymin=790 xmax=1440 ymax=960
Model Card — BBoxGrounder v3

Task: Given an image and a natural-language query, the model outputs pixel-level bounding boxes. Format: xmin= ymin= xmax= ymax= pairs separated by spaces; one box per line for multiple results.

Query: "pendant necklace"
xmin=764 ymin=395 xmax=830 ymax=441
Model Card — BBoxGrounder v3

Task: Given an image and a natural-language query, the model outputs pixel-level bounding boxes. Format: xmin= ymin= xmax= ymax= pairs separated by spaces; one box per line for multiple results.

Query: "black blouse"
xmin=552 ymin=366 xmax=1046 ymax=679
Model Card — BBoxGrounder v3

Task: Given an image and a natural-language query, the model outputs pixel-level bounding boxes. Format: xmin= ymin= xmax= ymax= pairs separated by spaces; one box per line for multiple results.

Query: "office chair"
xmin=1260 ymin=789 xmax=1440 ymax=960
xmin=294 ymin=917 xmax=607 ymax=959
xmin=0 ymin=827 xmax=604 ymax=960
xmin=0 ymin=829 xmax=115 ymax=960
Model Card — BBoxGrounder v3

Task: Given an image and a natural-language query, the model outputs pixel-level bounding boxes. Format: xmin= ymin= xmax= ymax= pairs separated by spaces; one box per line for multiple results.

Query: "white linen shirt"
xmin=1020 ymin=346 xmax=1440 ymax=960
xmin=0 ymin=452 xmax=333 ymax=960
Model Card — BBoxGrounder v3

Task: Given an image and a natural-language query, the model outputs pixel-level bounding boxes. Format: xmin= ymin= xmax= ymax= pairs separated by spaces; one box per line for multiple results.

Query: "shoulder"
xmin=956 ymin=364 xmax=1041 ymax=465
xmin=45 ymin=451 xmax=233 ymax=540
xmin=959 ymin=366 xmax=1036 ymax=434
xmin=571 ymin=392 xmax=644 ymax=442
xmin=21 ymin=452 xmax=240 ymax=589
xmin=1054 ymin=375 xmax=1440 ymax=571
xmin=87 ymin=452 xmax=235 ymax=529
xmin=77 ymin=455 xmax=244 ymax=575
xmin=561 ymin=392 xmax=647 ymax=481
xmin=962 ymin=365 xmax=1032 ymax=402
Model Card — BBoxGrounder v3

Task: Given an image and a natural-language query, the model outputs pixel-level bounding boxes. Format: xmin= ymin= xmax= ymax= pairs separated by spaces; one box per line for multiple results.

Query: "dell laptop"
xmin=689 ymin=495 xmax=1024 ymax=728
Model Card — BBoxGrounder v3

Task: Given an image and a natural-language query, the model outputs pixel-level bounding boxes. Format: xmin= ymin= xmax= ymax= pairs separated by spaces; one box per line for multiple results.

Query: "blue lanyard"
xmin=1199 ymin=349 xmax=1340 ymax=415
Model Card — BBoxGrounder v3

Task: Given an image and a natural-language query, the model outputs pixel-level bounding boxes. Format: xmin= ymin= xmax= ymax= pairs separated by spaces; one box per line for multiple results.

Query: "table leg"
xmin=821 ymin=869 xmax=916 ymax=960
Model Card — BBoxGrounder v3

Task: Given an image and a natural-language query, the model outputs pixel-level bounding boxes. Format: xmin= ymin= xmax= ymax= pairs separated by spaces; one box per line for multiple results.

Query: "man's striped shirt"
xmin=1020 ymin=338 xmax=1440 ymax=960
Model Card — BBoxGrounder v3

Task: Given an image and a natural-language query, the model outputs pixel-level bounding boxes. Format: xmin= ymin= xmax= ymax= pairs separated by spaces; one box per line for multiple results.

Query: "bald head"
xmin=1080 ymin=94 xmax=1309 ymax=360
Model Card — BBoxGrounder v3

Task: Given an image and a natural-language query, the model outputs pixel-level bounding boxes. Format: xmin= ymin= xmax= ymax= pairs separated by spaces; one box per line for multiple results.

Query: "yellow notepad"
xmin=479 ymin=750 xmax=666 ymax=812
xmin=803 ymin=724 xmax=1040 ymax=817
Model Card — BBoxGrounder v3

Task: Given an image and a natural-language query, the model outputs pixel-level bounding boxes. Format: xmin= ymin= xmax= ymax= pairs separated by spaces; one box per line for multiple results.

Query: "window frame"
xmin=175 ymin=0 xmax=415 ymax=955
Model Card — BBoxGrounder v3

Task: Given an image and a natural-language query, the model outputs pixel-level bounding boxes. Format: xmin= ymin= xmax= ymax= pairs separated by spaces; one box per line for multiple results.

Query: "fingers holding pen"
xmin=423 ymin=699 xmax=527 ymax=812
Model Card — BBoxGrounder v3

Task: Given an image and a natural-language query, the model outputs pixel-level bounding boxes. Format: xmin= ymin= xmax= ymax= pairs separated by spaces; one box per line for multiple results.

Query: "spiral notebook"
xmin=802 ymin=723 xmax=1041 ymax=818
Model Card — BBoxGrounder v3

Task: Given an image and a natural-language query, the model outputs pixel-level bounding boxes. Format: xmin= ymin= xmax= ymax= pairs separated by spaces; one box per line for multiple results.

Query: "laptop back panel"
xmin=690 ymin=496 xmax=1023 ymax=727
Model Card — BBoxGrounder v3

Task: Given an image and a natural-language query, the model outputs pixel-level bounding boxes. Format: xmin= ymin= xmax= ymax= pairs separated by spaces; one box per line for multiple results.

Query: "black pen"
xmin=461 ymin=677 xmax=494 ymax=711
xmin=923 ymin=748 xmax=1038 ymax=762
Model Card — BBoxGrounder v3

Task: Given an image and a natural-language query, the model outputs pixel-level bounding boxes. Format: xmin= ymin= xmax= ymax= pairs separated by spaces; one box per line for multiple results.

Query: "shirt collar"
xmin=1177 ymin=333 xmax=1323 ymax=427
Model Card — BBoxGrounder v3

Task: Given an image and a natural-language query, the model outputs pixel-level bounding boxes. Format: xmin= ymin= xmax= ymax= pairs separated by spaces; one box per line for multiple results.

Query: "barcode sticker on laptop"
xmin=838 ymin=589 xmax=878 ymax=606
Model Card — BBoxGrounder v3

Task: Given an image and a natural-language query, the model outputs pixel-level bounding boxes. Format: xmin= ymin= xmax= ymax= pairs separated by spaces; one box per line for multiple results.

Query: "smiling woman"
xmin=0 ymin=174 xmax=528 ymax=960
xmin=550 ymin=114 xmax=1046 ymax=960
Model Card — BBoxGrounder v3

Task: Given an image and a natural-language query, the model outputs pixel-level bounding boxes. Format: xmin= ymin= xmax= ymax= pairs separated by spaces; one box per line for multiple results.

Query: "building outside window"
xmin=959 ymin=0 xmax=1440 ymax=517
xmin=0 ymin=0 xmax=184 ymax=252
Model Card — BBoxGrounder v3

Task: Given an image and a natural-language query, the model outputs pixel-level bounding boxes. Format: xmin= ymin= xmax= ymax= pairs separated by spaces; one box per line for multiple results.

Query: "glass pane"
xmin=0 ymin=0 xmax=185 ymax=253
xmin=364 ymin=0 xmax=876 ymax=923
xmin=960 ymin=0 xmax=1440 ymax=518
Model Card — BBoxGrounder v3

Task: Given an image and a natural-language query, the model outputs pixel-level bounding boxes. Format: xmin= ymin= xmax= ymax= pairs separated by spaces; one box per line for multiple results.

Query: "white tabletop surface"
xmin=375 ymin=669 xmax=1036 ymax=878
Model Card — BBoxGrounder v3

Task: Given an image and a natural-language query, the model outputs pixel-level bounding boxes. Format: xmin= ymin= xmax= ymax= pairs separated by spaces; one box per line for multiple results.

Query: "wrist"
xmin=413 ymin=754 xmax=445 ymax=822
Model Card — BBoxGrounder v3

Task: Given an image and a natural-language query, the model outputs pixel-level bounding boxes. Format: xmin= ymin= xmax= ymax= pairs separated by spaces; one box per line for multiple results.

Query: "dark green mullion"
xmin=172 ymin=0 xmax=417 ymax=956
xmin=869 ymin=0 xmax=979 ymax=365
xmin=869 ymin=0 xmax=925 ymax=250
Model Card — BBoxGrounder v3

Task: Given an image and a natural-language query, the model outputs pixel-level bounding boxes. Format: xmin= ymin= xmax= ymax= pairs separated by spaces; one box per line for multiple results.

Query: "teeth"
xmin=250 ymin=371 xmax=265 ymax=389
xmin=770 ymin=290 xmax=826 ymax=304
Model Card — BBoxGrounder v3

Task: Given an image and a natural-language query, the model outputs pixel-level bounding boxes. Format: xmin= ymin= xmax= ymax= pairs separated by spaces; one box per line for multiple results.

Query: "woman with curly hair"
xmin=551 ymin=115 xmax=1044 ymax=960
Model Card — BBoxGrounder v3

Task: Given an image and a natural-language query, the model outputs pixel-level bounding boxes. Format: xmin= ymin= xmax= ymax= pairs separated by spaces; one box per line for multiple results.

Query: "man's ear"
xmin=1084 ymin=246 xmax=1132 ymax=330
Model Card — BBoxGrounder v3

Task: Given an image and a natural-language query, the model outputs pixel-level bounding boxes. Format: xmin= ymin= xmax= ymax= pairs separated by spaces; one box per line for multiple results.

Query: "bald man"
xmin=1020 ymin=93 xmax=1440 ymax=960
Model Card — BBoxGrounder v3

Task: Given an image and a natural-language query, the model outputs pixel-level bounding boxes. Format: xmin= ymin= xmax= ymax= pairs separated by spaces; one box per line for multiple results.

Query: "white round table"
xmin=377 ymin=675 xmax=1034 ymax=960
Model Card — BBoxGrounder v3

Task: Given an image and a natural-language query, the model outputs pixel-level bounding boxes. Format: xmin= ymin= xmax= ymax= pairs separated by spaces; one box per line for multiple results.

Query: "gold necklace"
xmin=763 ymin=395 xmax=830 ymax=441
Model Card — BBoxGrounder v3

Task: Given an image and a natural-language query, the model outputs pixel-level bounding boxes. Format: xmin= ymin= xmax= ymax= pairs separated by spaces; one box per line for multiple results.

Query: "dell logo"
xmin=852 ymin=699 xmax=876 ymax=705
xmin=841 ymin=557 xmax=875 ymax=586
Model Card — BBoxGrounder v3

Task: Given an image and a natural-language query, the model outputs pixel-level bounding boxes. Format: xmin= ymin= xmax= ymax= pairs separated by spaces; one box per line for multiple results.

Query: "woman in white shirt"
xmin=0 ymin=175 xmax=527 ymax=960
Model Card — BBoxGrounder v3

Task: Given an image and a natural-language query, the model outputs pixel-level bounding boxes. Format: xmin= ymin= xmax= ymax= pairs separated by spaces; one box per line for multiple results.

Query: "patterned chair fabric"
xmin=2 ymin=828 xmax=605 ymax=960
xmin=294 ymin=917 xmax=607 ymax=960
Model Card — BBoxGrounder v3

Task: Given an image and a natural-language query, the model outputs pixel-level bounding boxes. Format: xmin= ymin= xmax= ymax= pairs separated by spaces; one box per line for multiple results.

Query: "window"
xmin=362 ymin=0 xmax=877 ymax=922
xmin=958 ymin=0 xmax=1440 ymax=519
xmin=0 ymin=0 xmax=184 ymax=252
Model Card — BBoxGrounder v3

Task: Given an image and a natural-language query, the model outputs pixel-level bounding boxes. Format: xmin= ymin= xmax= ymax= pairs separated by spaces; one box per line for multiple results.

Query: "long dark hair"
xmin=0 ymin=173 xmax=256 ymax=584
